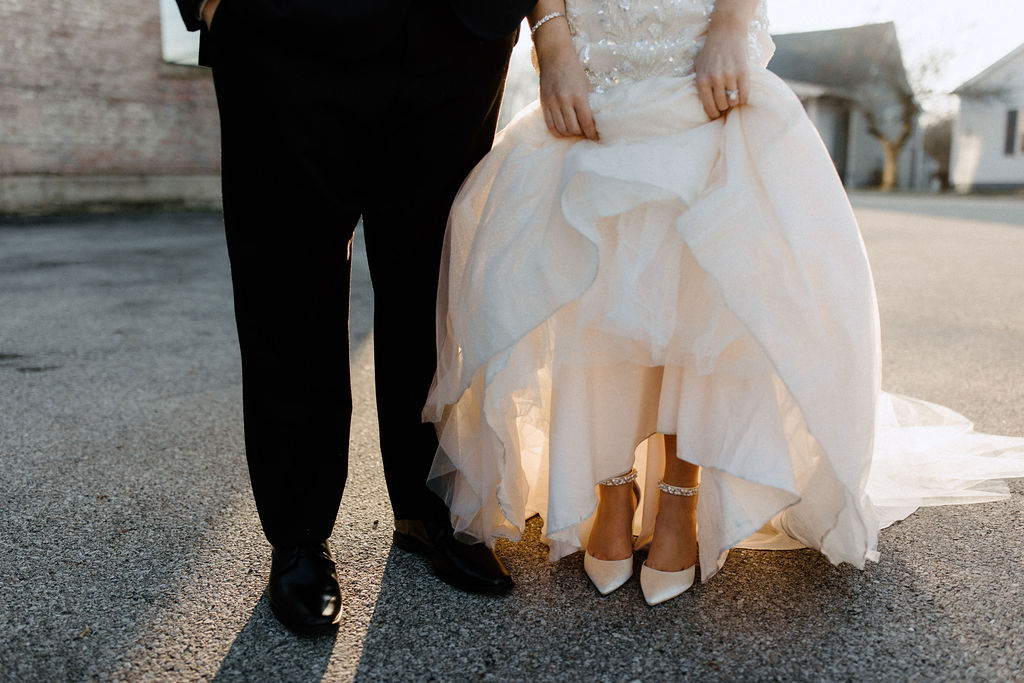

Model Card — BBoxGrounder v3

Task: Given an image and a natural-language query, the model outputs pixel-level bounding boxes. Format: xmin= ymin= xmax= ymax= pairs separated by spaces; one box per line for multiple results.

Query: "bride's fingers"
xmin=549 ymin=106 xmax=569 ymax=137
xmin=577 ymin=99 xmax=599 ymax=140
xmin=545 ymin=92 xmax=599 ymax=139
xmin=561 ymin=101 xmax=584 ymax=137
xmin=737 ymin=70 xmax=751 ymax=106
xmin=696 ymin=76 xmax=720 ymax=120
xmin=543 ymin=107 xmax=557 ymax=137
xmin=712 ymin=81 xmax=732 ymax=113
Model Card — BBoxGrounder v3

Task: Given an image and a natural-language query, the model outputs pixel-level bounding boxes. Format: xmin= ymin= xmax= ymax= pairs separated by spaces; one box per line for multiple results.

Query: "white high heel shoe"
xmin=583 ymin=552 xmax=635 ymax=595
xmin=584 ymin=469 xmax=640 ymax=596
xmin=640 ymin=563 xmax=696 ymax=605
xmin=640 ymin=480 xmax=699 ymax=606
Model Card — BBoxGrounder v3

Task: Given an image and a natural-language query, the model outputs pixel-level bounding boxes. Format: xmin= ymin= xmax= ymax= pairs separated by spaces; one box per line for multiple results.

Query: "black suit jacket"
xmin=175 ymin=0 xmax=537 ymax=40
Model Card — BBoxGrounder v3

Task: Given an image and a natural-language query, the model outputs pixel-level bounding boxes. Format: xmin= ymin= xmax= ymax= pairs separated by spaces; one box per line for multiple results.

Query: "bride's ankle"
xmin=645 ymin=481 xmax=698 ymax=572
xmin=587 ymin=473 xmax=639 ymax=560
xmin=597 ymin=481 xmax=635 ymax=507
xmin=594 ymin=469 xmax=639 ymax=518
xmin=646 ymin=521 xmax=697 ymax=572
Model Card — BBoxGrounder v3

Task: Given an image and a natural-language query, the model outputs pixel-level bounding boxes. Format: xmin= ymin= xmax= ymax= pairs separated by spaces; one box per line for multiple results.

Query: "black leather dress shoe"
xmin=393 ymin=518 xmax=513 ymax=595
xmin=267 ymin=541 xmax=342 ymax=635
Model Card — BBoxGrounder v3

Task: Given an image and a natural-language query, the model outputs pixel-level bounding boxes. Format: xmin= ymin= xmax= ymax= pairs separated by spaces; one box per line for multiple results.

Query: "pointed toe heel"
xmin=641 ymin=478 xmax=699 ymax=605
xmin=640 ymin=562 xmax=695 ymax=605
xmin=584 ymin=551 xmax=634 ymax=595
xmin=584 ymin=468 xmax=641 ymax=595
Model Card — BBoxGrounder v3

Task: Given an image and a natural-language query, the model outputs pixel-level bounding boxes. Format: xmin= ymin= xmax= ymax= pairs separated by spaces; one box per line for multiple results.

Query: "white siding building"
xmin=951 ymin=43 xmax=1024 ymax=192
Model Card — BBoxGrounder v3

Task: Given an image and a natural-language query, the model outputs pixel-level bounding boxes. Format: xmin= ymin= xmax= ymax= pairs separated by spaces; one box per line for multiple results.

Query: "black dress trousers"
xmin=208 ymin=0 xmax=517 ymax=548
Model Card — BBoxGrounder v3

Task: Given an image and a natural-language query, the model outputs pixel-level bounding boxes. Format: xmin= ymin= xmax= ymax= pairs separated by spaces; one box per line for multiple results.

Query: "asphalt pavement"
xmin=1 ymin=193 xmax=1023 ymax=682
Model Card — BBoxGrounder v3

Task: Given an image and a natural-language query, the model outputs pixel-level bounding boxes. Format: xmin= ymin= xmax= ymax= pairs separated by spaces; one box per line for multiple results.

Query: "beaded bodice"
xmin=566 ymin=0 xmax=774 ymax=92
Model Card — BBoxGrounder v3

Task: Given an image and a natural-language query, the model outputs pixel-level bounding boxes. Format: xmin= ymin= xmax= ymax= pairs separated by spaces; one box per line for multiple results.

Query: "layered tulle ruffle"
xmin=423 ymin=68 xmax=1024 ymax=580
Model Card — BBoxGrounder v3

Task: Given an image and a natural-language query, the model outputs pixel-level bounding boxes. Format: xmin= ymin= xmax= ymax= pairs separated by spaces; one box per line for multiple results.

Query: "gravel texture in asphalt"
xmin=1 ymin=194 xmax=1023 ymax=681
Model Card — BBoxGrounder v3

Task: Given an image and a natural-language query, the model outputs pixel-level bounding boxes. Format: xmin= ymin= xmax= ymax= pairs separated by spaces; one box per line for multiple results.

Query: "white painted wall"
xmin=951 ymin=50 xmax=1024 ymax=190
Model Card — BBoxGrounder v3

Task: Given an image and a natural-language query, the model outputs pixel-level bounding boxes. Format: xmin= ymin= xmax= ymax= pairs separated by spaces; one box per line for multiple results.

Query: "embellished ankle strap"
xmin=657 ymin=480 xmax=699 ymax=496
xmin=597 ymin=468 xmax=638 ymax=487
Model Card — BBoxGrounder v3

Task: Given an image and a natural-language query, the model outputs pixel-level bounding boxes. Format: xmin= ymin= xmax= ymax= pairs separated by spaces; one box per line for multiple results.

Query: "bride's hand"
xmin=531 ymin=10 xmax=599 ymax=142
xmin=694 ymin=24 xmax=750 ymax=120
xmin=538 ymin=50 xmax=598 ymax=140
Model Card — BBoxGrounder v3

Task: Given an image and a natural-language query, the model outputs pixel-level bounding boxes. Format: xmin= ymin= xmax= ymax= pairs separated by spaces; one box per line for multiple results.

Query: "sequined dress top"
xmin=566 ymin=0 xmax=773 ymax=92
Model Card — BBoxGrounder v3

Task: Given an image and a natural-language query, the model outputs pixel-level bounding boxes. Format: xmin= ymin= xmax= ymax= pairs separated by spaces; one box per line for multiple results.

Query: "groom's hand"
xmin=202 ymin=0 xmax=222 ymax=30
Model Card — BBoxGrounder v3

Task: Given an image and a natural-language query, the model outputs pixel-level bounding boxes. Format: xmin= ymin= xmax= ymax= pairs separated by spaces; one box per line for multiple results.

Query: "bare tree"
xmin=855 ymin=45 xmax=958 ymax=192
xmin=856 ymin=47 xmax=960 ymax=192
xmin=858 ymin=82 xmax=918 ymax=192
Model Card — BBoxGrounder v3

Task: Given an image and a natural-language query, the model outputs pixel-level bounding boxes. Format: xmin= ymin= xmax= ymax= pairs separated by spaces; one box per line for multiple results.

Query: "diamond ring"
xmin=725 ymin=89 xmax=739 ymax=102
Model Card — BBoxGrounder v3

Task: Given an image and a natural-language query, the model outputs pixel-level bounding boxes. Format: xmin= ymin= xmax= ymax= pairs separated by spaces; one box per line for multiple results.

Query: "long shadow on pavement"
xmin=351 ymin=512 xmax=978 ymax=681
xmin=213 ymin=590 xmax=337 ymax=681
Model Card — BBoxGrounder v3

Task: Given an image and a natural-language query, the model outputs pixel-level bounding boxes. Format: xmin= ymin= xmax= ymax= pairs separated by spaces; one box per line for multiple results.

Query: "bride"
xmin=422 ymin=0 xmax=1024 ymax=606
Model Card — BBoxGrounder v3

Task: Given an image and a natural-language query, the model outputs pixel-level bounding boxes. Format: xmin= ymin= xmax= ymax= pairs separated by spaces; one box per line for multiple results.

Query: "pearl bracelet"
xmin=530 ymin=11 xmax=566 ymax=36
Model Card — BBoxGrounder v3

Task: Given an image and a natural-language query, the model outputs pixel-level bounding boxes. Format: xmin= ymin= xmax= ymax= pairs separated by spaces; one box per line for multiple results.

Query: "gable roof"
xmin=953 ymin=42 xmax=1024 ymax=94
xmin=769 ymin=22 xmax=913 ymax=95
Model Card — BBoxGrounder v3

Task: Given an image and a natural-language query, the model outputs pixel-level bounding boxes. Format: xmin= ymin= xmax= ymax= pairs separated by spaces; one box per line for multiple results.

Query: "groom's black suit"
xmin=175 ymin=0 xmax=535 ymax=560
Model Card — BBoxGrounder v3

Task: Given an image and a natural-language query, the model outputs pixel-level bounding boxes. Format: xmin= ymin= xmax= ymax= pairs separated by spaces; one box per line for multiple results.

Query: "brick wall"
xmin=0 ymin=0 xmax=221 ymax=212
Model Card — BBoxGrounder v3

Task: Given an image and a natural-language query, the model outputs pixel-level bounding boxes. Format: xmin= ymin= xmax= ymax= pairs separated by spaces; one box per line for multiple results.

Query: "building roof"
xmin=953 ymin=41 xmax=1024 ymax=95
xmin=784 ymin=80 xmax=834 ymax=100
xmin=769 ymin=22 xmax=913 ymax=96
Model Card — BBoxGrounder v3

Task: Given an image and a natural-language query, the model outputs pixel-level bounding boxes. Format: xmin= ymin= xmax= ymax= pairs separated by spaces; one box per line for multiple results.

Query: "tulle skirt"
xmin=422 ymin=68 xmax=1024 ymax=581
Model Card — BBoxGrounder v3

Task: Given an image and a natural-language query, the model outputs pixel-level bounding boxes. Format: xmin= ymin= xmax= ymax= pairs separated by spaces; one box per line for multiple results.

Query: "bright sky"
xmin=767 ymin=0 xmax=1024 ymax=92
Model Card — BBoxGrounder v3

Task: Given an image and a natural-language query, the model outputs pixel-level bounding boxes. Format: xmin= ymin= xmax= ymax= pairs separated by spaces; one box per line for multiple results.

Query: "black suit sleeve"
xmin=175 ymin=0 xmax=205 ymax=32
xmin=448 ymin=0 xmax=539 ymax=40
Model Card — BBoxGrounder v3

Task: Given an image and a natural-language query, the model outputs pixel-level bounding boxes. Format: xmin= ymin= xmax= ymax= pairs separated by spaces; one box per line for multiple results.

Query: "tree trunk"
xmin=880 ymin=141 xmax=899 ymax=192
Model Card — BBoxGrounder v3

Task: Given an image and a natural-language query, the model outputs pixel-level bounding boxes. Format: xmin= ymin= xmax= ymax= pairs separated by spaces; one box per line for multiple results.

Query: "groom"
xmin=175 ymin=0 xmax=537 ymax=634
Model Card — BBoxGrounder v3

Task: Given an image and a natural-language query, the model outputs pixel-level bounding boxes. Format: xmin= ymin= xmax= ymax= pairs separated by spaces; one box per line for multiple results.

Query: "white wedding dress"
xmin=422 ymin=0 xmax=1024 ymax=581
